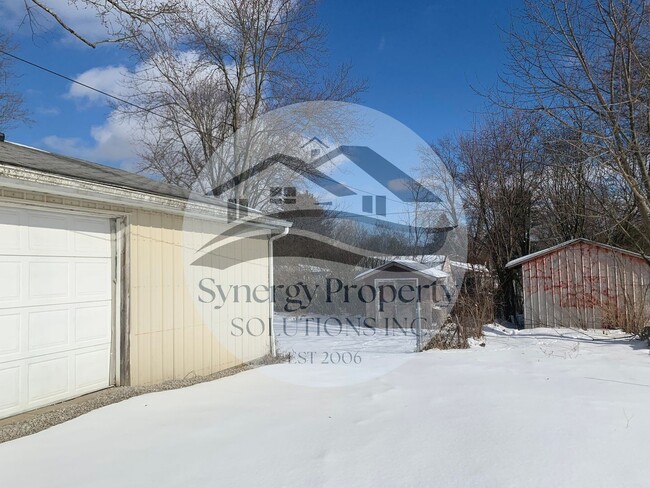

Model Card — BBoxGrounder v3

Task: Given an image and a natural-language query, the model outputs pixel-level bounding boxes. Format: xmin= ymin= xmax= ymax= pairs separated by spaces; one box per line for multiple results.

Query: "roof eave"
xmin=0 ymin=163 xmax=292 ymax=230
xmin=505 ymin=238 xmax=645 ymax=269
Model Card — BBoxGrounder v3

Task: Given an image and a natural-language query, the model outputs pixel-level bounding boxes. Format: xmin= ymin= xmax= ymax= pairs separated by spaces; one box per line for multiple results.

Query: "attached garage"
xmin=0 ymin=140 xmax=289 ymax=419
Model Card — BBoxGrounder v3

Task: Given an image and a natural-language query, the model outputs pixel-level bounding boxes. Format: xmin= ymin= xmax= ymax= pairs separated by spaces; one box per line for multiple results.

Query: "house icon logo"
xmin=212 ymin=143 xmax=441 ymax=211
xmin=186 ymin=101 xmax=463 ymax=270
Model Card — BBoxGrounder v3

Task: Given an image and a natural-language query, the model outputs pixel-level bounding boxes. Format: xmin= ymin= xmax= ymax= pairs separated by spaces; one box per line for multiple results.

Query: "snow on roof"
xmin=449 ymin=261 xmax=490 ymax=273
xmin=365 ymin=254 xmax=447 ymax=269
xmin=395 ymin=254 xmax=446 ymax=263
xmin=354 ymin=259 xmax=448 ymax=281
xmin=355 ymin=255 xmax=490 ymax=281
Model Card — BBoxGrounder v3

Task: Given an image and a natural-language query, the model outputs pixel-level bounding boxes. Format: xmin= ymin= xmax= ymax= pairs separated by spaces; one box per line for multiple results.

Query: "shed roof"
xmin=449 ymin=261 xmax=490 ymax=273
xmin=505 ymin=238 xmax=646 ymax=269
xmin=354 ymin=259 xmax=449 ymax=281
xmin=363 ymin=254 xmax=446 ymax=270
xmin=363 ymin=254 xmax=489 ymax=274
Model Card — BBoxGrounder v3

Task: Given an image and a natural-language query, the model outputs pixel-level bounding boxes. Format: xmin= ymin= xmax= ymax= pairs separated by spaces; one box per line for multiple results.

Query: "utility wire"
xmin=0 ymin=49 xmax=447 ymax=211
xmin=0 ymin=48 xmax=197 ymax=132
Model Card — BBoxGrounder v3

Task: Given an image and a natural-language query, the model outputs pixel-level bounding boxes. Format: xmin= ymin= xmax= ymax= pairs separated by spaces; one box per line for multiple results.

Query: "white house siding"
xmin=520 ymin=241 xmax=650 ymax=329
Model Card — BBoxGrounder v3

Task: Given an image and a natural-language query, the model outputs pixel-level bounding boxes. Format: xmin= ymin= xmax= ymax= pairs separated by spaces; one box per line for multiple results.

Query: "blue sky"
xmin=1 ymin=0 xmax=517 ymax=168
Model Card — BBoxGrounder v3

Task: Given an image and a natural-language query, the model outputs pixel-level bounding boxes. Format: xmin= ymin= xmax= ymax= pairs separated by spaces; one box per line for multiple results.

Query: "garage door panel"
xmin=27 ymin=308 xmax=70 ymax=352
xmin=0 ymin=210 xmax=112 ymax=258
xmin=0 ymin=343 xmax=113 ymax=418
xmin=75 ymin=304 xmax=111 ymax=342
xmin=28 ymin=214 xmax=69 ymax=252
xmin=28 ymin=261 xmax=70 ymax=299
xmin=0 ymin=208 xmax=114 ymax=419
xmin=75 ymin=348 xmax=111 ymax=390
xmin=0 ymin=366 xmax=20 ymax=411
xmin=0 ymin=210 xmax=21 ymax=252
xmin=0 ymin=257 xmax=112 ymax=308
xmin=75 ymin=261 xmax=111 ymax=298
xmin=27 ymin=355 xmax=70 ymax=403
xmin=73 ymin=218 xmax=111 ymax=255
xmin=0 ymin=262 xmax=20 ymax=301
xmin=0 ymin=313 xmax=20 ymax=355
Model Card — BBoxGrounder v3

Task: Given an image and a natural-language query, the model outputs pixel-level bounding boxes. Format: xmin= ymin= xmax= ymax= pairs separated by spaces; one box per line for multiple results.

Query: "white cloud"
xmin=66 ymin=65 xmax=130 ymax=106
xmin=49 ymin=62 xmax=156 ymax=166
xmin=35 ymin=105 xmax=60 ymax=116
xmin=43 ymin=112 xmax=143 ymax=169
xmin=41 ymin=135 xmax=87 ymax=155
xmin=55 ymin=53 xmax=216 ymax=166
xmin=50 ymin=49 xmax=230 ymax=169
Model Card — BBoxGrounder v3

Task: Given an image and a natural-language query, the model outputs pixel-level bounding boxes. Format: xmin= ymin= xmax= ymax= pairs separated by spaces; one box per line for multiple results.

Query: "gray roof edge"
xmin=0 ymin=142 xmax=291 ymax=229
xmin=0 ymin=160 xmax=292 ymax=229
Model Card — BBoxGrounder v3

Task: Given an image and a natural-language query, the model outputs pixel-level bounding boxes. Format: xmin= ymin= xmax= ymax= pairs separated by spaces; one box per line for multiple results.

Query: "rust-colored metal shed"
xmin=506 ymin=239 xmax=650 ymax=329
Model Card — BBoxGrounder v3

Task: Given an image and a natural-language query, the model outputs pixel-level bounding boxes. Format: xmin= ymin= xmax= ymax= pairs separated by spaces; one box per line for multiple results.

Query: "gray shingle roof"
xmin=0 ymin=141 xmax=202 ymax=203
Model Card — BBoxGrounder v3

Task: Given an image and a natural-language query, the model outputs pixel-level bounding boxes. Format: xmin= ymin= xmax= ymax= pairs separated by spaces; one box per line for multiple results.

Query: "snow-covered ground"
xmin=1 ymin=322 xmax=649 ymax=488
xmin=269 ymin=314 xmax=418 ymax=386
xmin=274 ymin=314 xmax=418 ymax=355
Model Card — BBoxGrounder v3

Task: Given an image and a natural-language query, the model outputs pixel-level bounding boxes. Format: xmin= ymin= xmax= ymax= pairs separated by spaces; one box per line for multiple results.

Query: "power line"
xmin=0 ymin=48 xmax=197 ymax=132
xmin=0 ymin=49 xmax=446 ymax=208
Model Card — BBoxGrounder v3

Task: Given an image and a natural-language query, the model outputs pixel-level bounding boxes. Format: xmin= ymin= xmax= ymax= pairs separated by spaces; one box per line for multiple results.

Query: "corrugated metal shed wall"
xmin=129 ymin=210 xmax=272 ymax=386
xmin=521 ymin=241 xmax=650 ymax=328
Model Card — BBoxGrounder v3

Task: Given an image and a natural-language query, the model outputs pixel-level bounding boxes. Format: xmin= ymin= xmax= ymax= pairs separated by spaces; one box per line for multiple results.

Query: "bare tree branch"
xmin=0 ymin=34 xmax=29 ymax=129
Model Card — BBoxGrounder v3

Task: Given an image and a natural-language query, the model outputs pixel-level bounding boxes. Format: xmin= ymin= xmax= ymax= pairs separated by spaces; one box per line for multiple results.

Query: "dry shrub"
xmin=423 ymin=317 xmax=468 ymax=350
xmin=601 ymin=293 xmax=650 ymax=336
xmin=424 ymin=270 xmax=495 ymax=350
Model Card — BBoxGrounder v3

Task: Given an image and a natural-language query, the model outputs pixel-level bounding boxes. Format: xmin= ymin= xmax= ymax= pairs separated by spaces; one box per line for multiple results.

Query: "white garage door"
xmin=0 ymin=207 xmax=113 ymax=419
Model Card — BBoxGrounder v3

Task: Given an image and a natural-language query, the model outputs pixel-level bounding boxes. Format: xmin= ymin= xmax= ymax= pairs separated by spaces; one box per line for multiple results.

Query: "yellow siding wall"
xmin=129 ymin=210 xmax=272 ymax=386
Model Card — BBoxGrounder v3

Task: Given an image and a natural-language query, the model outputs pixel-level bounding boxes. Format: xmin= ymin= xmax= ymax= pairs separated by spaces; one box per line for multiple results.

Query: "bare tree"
xmin=500 ymin=0 xmax=650 ymax=258
xmin=116 ymin=0 xmax=365 ymax=204
xmin=534 ymin=128 xmax=629 ymax=247
xmin=25 ymin=0 xmax=179 ymax=48
xmin=20 ymin=1 xmax=364 ymax=205
xmin=442 ymin=111 xmax=545 ymax=320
